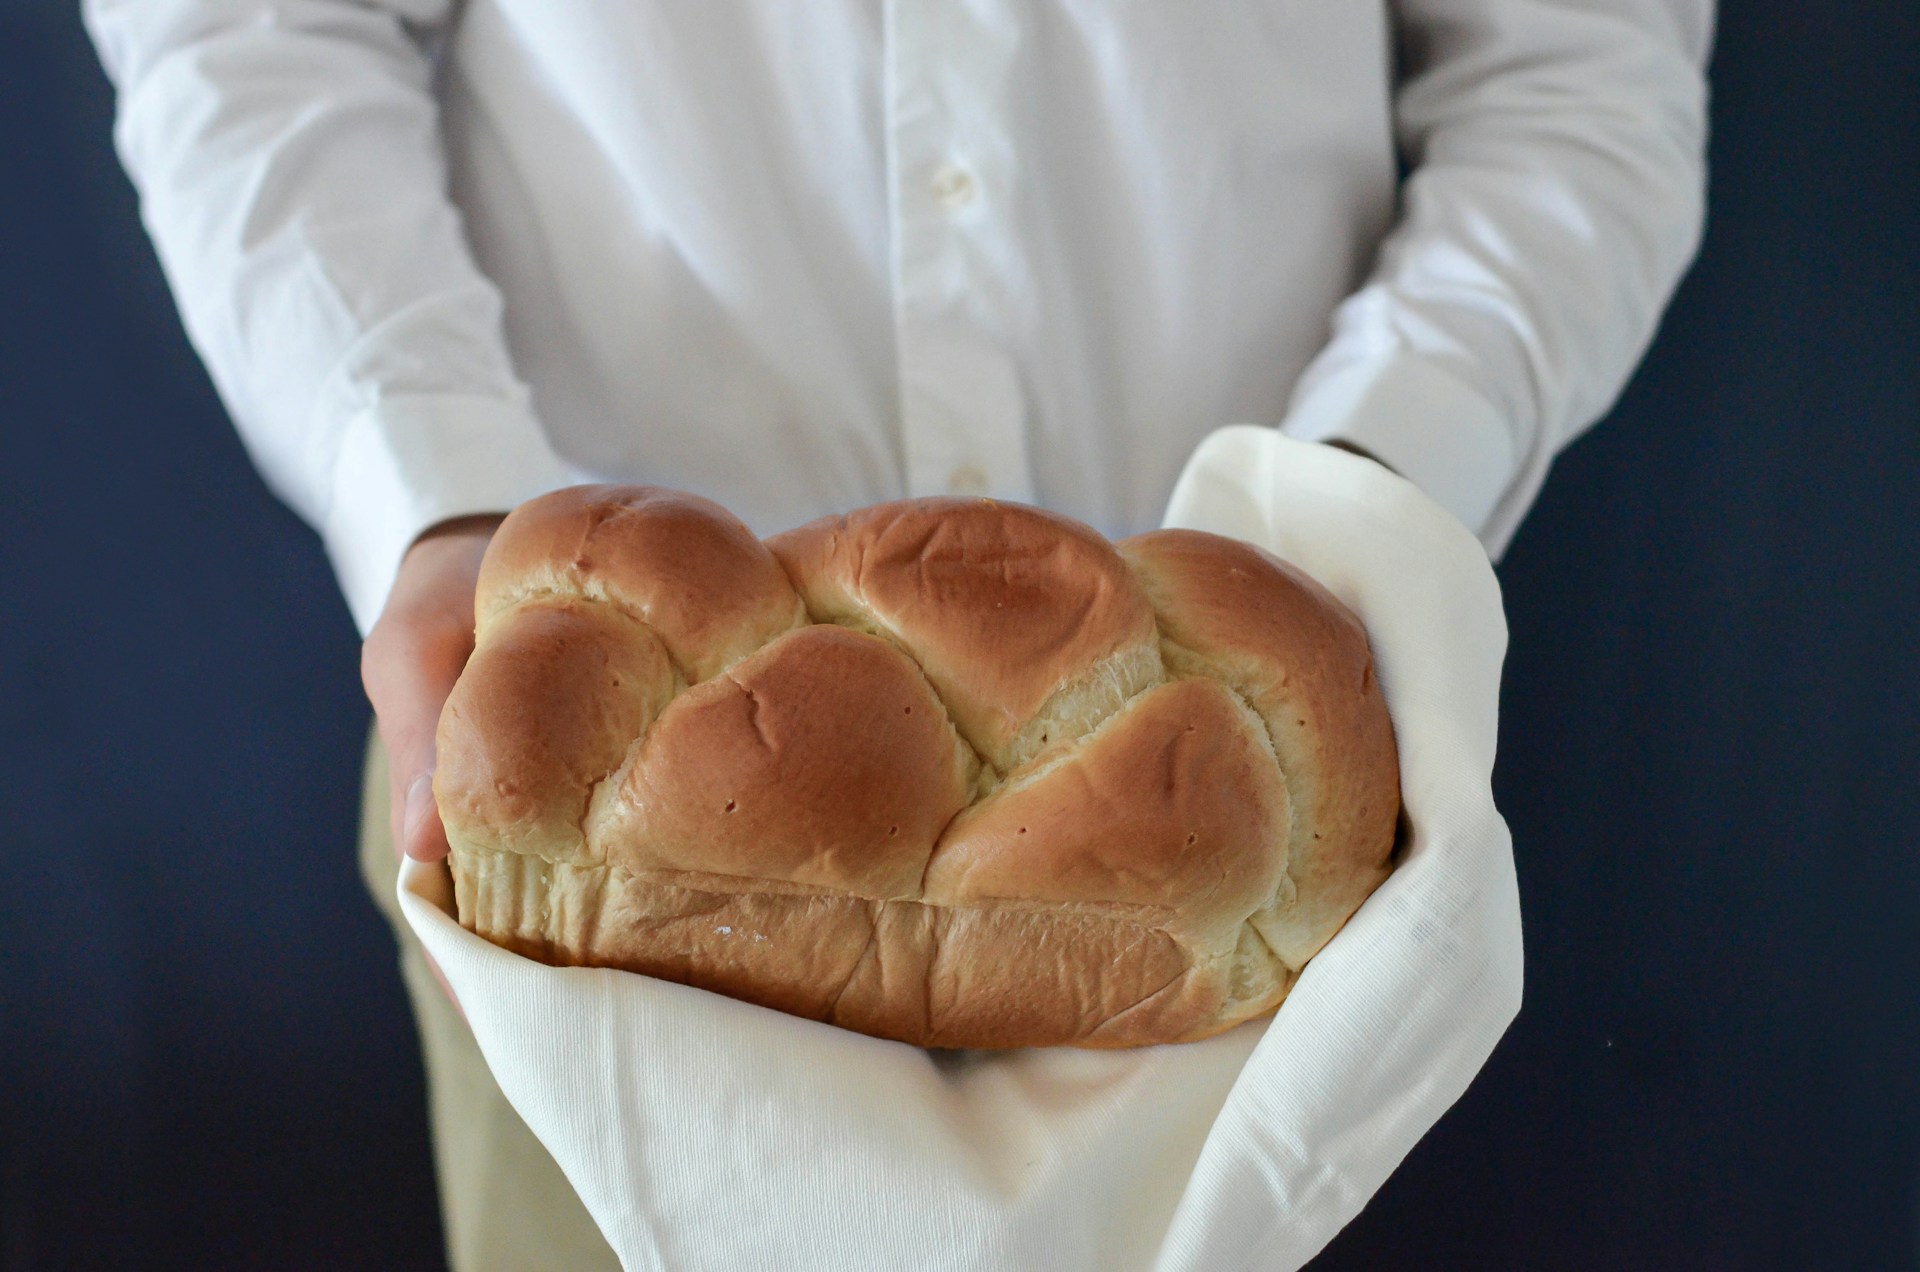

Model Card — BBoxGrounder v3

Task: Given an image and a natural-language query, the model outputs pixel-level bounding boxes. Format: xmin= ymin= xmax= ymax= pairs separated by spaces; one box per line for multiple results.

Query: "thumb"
xmin=401 ymin=769 xmax=451 ymax=864
xmin=362 ymin=516 xmax=501 ymax=864
xmin=376 ymin=633 xmax=467 ymax=864
xmin=366 ymin=615 xmax=477 ymax=864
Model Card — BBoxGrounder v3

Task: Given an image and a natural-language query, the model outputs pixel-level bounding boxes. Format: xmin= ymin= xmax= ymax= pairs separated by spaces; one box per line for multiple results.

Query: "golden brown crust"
xmin=435 ymin=600 xmax=674 ymax=864
xmin=478 ymin=485 xmax=806 ymax=682
xmin=925 ymin=679 xmax=1289 ymax=947
xmin=439 ymin=489 xmax=1401 ymax=1049
xmin=1117 ymin=530 xmax=1400 ymax=967
xmin=594 ymin=625 xmax=975 ymax=899
xmin=766 ymin=499 xmax=1160 ymax=772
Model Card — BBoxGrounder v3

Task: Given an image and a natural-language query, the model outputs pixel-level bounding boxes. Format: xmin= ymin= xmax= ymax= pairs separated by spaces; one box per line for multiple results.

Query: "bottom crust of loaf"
xmin=451 ymin=846 xmax=1296 ymax=1050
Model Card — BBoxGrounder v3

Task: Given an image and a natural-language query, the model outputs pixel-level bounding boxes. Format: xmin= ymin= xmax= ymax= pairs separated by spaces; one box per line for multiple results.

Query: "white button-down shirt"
xmin=85 ymin=0 xmax=1711 ymax=633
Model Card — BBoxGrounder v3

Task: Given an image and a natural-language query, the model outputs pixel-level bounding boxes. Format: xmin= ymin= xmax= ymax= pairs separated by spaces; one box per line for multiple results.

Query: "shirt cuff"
xmin=322 ymin=395 xmax=583 ymax=634
xmin=1278 ymin=355 xmax=1515 ymax=541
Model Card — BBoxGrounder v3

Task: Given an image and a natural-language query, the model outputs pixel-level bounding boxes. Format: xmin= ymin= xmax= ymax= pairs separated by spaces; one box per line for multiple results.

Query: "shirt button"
xmin=946 ymin=463 xmax=989 ymax=495
xmin=929 ymin=162 xmax=978 ymax=210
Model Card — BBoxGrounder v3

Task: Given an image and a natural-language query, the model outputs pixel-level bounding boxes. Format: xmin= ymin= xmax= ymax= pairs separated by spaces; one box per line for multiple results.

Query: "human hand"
xmin=360 ymin=514 xmax=505 ymax=864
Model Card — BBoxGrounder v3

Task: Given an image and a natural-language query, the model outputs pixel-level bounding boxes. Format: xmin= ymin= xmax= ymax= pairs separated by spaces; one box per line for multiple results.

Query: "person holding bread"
xmin=83 ymin=2 xmax=1713 ymax=1267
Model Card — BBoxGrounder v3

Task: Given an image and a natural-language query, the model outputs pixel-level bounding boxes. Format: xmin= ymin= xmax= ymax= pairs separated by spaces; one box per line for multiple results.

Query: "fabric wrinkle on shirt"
xmin=82 ymin=0 xmax=1712 ymax=632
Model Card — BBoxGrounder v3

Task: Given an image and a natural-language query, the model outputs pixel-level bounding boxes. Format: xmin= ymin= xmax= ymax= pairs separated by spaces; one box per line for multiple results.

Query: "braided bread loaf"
xmin=435 ymin=486 xmax=1400 ymax=1049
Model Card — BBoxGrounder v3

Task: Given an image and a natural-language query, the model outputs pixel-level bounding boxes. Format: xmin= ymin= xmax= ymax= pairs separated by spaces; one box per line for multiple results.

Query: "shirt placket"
xmin=883 ymin=0 xmax=1035 ymax=504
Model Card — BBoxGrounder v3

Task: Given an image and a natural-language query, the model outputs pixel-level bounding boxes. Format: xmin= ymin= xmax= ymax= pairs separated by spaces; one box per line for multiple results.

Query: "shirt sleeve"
xmin=1279 ymin=0 xmax=1714 ymax=557
xmin=82 ymin=0 xmax=582 ymax=633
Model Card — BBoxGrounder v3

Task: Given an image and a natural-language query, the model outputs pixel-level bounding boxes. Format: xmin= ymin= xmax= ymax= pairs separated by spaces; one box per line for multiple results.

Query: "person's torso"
xmin=438 ymin=0 xmax=1397 ymax=538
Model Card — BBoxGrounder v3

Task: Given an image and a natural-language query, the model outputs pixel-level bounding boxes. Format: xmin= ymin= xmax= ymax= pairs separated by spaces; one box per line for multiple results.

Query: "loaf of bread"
xmin=434 ymin=486 xmax=1400 ymax=1049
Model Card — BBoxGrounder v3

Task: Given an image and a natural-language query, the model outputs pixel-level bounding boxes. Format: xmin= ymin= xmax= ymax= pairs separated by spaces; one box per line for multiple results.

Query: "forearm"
xmin=84 ymin=0 xmax=576 ymax=631
xmin=1283 ymin=0 xmax=1713 ymax=553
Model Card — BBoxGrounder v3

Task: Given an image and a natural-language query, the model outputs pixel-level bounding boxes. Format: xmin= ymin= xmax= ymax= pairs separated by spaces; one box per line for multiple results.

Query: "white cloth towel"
xmin=400 ymin=429 xmax=1523 ymax=1271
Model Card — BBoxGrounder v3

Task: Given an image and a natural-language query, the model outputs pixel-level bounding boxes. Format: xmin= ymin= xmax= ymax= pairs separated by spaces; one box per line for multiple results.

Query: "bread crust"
xmin=439 ymin=489 xmax=1399 ymax=1049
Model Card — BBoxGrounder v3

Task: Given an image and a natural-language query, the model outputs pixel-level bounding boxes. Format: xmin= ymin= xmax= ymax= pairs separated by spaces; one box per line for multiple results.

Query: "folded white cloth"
xmin=399 ymin=428 xmax=1523 ymax=1271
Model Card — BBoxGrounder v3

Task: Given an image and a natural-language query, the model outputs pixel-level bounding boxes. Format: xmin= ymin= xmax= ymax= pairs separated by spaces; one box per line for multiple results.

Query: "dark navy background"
xmin=3 ymin=2 xmax=1915 ymax=1268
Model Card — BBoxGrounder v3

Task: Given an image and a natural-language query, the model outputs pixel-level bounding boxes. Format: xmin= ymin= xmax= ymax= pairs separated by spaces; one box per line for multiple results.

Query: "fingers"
xmin=402 ymin=772 xmax=449 ymax=863
xmin=362 ymin=519 xmax=502 ymax=864
xmin=366 ymin=612 xmax=475 ymax=863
